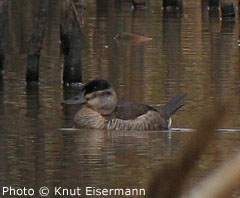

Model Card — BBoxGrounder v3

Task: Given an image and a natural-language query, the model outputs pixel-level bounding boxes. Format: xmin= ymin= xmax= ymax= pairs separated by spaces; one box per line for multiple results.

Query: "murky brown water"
xmin=1 ymin=0 xmax=240 ymax=197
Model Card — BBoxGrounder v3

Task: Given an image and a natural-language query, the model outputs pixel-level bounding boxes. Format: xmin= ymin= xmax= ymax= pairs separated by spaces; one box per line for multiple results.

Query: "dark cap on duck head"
xmin=83 ymin=79 xmax=111 ymax=95
xmin=61 ymin=79 xmax=112 ymax=105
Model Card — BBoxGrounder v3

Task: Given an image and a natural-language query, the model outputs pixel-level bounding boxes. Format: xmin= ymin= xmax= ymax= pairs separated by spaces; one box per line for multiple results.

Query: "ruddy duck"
xmin=62 ymin=79 xmax=186 ymax=131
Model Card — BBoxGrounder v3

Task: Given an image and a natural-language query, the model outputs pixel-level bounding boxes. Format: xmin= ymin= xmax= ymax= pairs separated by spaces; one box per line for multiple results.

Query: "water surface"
xmin=1 ymin=0 xmax=240 ymax=196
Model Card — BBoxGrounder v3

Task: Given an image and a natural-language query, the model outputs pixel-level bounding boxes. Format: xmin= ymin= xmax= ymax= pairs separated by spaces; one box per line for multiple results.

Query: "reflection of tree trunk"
xmin=209 ymin=20 xmax=235 ymax=100
xmin=129 ymin=10 xmax=145 ymax=102
xmin=132 ymin=0 xmax=146 ymax=9
xmin=95 ymin=0 xmax=147 ymax=102
xmin=26 ymin=0 xmax=48 ymax=82
xmin=26 ymin=84 xmax=40 ymax=118
xmin=96 ymin=0 xmax=109 ymax=15
xmin=128 ymin=45 xmax=145 ymax=100
xmin=45 ymin=0 xmax=59 ymax=55
xmin=61 ymin=0 xmax=83 ymax=85
xmin=8 ymin=0 xmax=33 ymax=54
xmin=162 ymin=0 xmax=182 ymax=9
xmin=95 ymin=0 xmax=117 ymax=84
xmin=0 ymin=75 xmax=4 ymax=115
xmin=209 ymin=0 xmax=220 ymax=8
xmin=0 ymin=0 xmax=8 ymax=71
xmin=220 ymin=0 xmax=235 ymax=18
xmin=162 ymin=16 xmax=183 ymax=96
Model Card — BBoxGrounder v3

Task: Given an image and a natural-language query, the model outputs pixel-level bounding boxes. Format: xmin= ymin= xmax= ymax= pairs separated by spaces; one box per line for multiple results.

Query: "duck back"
xmin=112 ymin=100 xmax=157 ymax=120
xmin=106 ymin=101 xmax=169 ymax=130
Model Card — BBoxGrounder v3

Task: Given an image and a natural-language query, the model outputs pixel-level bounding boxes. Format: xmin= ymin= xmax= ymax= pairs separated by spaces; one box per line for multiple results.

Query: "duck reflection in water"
xmin=62 ymin=79 xmax=186 ymax=131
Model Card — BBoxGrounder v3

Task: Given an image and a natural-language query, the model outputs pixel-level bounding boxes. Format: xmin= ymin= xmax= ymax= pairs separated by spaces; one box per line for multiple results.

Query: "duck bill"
xmin=62 ymin=91 xmax=87 ymax=105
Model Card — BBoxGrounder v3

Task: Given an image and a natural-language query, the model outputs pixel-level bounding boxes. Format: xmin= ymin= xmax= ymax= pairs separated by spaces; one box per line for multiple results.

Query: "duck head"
xmin=62 ymin=79 xmax=118 ymax=115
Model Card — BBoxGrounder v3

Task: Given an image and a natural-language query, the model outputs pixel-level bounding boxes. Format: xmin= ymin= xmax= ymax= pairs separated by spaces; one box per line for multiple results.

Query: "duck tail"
xmin=161 ymin=93 xmax=187 ymax=117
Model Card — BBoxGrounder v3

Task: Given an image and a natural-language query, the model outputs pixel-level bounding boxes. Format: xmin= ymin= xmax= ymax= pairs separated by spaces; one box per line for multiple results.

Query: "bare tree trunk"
xmin=162 ymin=0 xmax=182 ymax=9
xmin=0 ymin=0 xmax=8 ymax=72
xmin=209 ymin=0 xmax=220 ymax=8
xmin=132 ymin=0 xmax=146 ymax=9
xmin=26 ymin=0 xmax=48 ymax=82
xmin=61 ymin=0 xmax=83 ymax=85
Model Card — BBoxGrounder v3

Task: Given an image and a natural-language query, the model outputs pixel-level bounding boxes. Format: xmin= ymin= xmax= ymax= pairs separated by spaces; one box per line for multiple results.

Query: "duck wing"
xmin=111 ymin=100 xmax=158 ymax=120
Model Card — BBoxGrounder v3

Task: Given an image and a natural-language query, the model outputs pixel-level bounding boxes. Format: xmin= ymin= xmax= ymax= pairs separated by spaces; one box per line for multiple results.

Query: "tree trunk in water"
xmin=220 ymin=0 xmax=235 ymax=18
xmin=0 ymin=0 xmax=8 ymax=72
xmin=26 ymin=0 xmax=48 ymax=82
xmin=162 ymin=0 xmax=182 ymax=9
xmin=61 ymin=0 xmax=83 ymax=85
xmin=132 ymin=0 xmax=146 ymax=9
xmin=209 ymin=0 xmax=220 ymax=8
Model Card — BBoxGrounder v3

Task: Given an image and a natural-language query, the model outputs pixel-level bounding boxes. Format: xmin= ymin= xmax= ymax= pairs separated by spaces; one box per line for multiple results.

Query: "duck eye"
xmin=105 ymin=91 xmax=111 ymax=96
